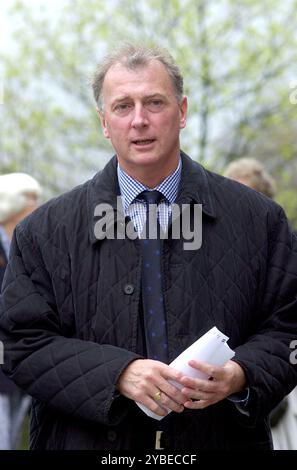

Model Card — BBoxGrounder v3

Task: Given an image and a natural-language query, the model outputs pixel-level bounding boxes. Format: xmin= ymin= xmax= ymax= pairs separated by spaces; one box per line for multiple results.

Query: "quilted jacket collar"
xmin=87 ymin=151 xmax=216 ymax=244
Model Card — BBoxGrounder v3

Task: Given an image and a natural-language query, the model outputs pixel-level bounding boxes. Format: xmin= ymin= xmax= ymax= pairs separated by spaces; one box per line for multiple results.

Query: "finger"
xmin=157 ymin=391 xmax=184 ymax=413
xmin=179 ymin=375 xmax=217 ymax=392
xmin=188 ymin=360 xmax=221 ymax=379
xmin=158 ymin=380 xmax=188 ymax=405
xmin=145 ymin=396 xmax=169 ymax=417
xmin=157 ymin=366 xmax=189 ymax=404
xmin=183 ymin=399 xmax=209 ymax=409
xmin=181 ymin=387 xmax=214 ymax=401
xmin=163 ymin=366 xmax=185 ymax=384
xmin=150 ymin=387 xmax=183 ymax=414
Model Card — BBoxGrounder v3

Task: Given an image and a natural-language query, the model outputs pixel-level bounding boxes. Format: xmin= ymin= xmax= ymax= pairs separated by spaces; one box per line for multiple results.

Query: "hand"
xmin=179 ymin=359 xmax=247 ymax=410
xmin=116 ymin=359 xmax=188 ymax=417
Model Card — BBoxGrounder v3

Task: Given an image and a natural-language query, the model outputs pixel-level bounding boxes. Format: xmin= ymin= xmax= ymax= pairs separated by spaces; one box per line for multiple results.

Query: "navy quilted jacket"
xmin=0 ymin=239 xmax=7 ymax=289
xmin=0 ymin=153 xmax=297 ymax=450
xmin=0 ymin=238 xmax=20 ymax=394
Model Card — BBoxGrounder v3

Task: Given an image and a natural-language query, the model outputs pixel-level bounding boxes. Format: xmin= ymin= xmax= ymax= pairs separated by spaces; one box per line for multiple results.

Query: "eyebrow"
xmin=111 ymin=93 xmax=166 ymax=105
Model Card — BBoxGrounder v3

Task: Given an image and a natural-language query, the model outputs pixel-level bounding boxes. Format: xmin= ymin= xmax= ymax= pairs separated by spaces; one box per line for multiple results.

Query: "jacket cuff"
xmin=105 ymin=355 xmax=143 ymax=425
xmin=228 ymin=388 xmax=250 ymax=415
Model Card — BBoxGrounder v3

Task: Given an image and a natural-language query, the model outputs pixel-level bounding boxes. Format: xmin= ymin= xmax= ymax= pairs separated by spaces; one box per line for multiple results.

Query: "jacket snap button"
xmin=107 ymin=430 xmax=117 ymax=442
xmin=124 ymin=283 xmax=134 ymax=295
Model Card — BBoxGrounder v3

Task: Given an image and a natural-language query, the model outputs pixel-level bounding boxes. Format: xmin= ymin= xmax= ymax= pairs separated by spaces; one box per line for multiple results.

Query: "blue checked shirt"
xmin=117 ymin=159 xmax=182 ymax=236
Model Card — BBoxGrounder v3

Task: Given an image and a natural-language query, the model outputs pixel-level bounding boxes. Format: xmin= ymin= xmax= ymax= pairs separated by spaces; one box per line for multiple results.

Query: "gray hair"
xmin=91 ymin=43 xmax=184 ymax=109
xmin=224 ymin=158 xmax=277 ymax=199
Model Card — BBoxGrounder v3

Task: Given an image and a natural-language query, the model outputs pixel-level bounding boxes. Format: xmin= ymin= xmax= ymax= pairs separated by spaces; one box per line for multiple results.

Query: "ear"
xmin=179 ymin=96 xmax=187 ymax=129
xmin=96 ymin=107 xmax=110 ymax=139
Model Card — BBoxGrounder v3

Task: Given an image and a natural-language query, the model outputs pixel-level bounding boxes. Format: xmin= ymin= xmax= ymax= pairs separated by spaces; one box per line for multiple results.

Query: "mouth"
xmin=131 ymin=138 xmax=156 ymax=146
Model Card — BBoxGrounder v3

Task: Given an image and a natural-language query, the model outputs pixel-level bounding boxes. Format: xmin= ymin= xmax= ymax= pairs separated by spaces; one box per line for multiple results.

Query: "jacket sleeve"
xmin=0 ymin=224 xmax=141 ymax=426
xmin=234 ymin=205 xmax=297 ymax=425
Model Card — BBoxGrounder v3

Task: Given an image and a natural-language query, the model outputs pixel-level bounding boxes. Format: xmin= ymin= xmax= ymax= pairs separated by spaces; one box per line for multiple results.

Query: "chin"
xmin=133 ymin=153 xmax=161 ymax=165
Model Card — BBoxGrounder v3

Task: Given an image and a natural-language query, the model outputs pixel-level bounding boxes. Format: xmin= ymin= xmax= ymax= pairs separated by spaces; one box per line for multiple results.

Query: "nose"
xmin=131 ymin=103 xmax=149 ymax=128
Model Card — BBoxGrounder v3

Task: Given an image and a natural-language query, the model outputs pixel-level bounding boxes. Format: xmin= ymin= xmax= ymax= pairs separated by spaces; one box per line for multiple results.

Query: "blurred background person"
xmin=224 ymin=157 xmax=276 ymax=198
xmin=224 ymin=157 xmax=297 ymax=450
xmin=0 ymin=172 xmax=41 ymax=450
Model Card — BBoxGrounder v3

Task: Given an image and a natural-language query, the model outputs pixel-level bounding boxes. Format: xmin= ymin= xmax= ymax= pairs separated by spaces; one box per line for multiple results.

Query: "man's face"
xmin=98 ymin=60 xmax=187 ymax=179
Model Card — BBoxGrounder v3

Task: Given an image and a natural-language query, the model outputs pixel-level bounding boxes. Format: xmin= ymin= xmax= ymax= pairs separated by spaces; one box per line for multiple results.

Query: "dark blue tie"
xmin=139 ymin=190 xmax=168 ymax=363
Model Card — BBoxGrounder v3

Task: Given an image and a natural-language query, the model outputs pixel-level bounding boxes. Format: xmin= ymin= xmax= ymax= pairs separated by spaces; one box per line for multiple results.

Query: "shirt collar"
xmin=87 ymin=152 xmax=216 ymax=245
xmin=117 ymin=158 xmax=182 ymax=212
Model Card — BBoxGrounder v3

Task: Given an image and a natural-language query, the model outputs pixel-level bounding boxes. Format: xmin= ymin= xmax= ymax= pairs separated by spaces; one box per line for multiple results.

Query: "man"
xmin=0 ymin=172 xmax=41 ymax=449
xmin=0 ymin=44 xmax=297 ymax=450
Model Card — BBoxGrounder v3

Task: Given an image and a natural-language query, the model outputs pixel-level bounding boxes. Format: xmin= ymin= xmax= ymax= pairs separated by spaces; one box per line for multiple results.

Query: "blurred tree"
xmin=0 ymin=0 xmax=297 ymax=225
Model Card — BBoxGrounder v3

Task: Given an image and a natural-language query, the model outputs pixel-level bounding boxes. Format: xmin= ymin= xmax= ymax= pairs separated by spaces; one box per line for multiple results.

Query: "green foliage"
xmin=1 ymin=0 xmax=297 ymax=225
xmin=276 ymin=190 xmax=297 ymax=229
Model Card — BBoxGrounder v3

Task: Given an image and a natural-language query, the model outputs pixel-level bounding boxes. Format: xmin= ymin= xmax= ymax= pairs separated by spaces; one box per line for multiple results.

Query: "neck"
xmin=134 ymin=174 xmax=168 ymax=188
xmin=120 ymin=155 xmax=180 ymax=188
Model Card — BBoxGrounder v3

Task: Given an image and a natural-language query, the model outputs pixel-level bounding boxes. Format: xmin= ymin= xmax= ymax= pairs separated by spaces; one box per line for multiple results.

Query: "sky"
xmin=0 ymin=0 xmax=69 ymax=91
xmin=0 ymin=3 xmax=9 ymax=53
xmin=0 ymin=0 xmax=68 ymax=52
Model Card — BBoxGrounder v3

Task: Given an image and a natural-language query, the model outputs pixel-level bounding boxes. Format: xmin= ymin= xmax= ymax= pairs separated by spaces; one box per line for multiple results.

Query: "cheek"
xmin=107 ymin=122 xmax=130 ymax=149
xmin=107 ymin=118 xmax=129 ymax=137
xmin=158 ymin=113 xmax=181 ymax=134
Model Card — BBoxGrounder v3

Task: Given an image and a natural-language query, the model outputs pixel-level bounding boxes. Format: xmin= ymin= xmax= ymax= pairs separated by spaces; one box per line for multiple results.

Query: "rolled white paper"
xmin=136 ymin=326 xmax=235 ymax=420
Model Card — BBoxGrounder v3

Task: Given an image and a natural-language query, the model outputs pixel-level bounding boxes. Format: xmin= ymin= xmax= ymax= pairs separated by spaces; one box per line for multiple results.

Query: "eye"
xmin=146 ymin=99 xmax=165 ymax=112
xmin=151 ymin=100 xmax=162 ymax=106
xmin=113 ymin=103 xmax=133 ymax=115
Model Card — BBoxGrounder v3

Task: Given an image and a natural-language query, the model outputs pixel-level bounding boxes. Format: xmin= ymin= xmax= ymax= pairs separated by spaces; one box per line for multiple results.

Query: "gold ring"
xmin=154 ymin=391 xmax=161 ymax=401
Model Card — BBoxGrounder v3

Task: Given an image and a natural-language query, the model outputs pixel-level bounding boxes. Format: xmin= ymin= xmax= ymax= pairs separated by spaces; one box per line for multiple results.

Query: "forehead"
xmin=101 ymin=60 xmax=175 ymax=101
